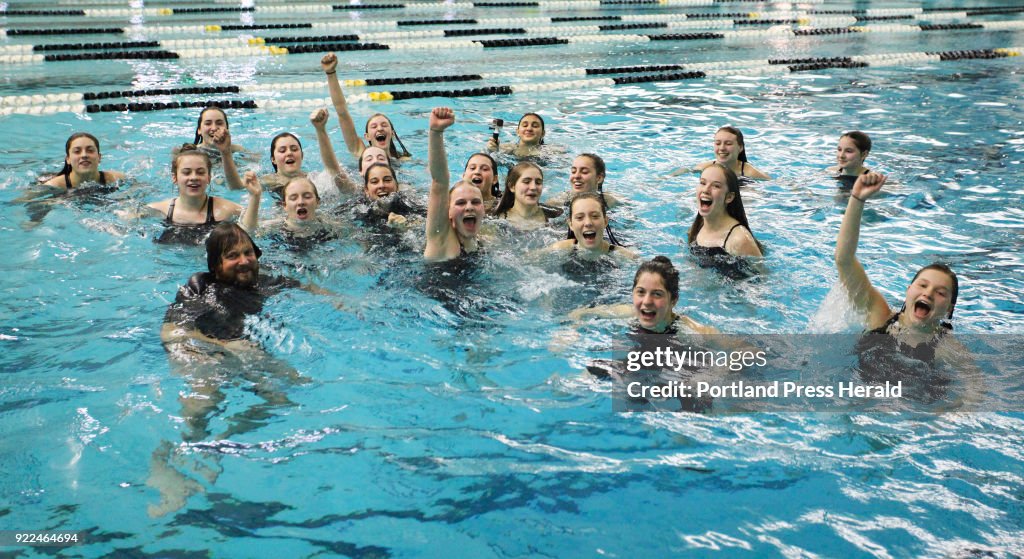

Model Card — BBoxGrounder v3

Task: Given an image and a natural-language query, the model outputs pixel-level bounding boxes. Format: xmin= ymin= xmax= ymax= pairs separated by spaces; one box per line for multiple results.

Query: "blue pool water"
xmin=2 ymin=0 xmax=1024 ymax=556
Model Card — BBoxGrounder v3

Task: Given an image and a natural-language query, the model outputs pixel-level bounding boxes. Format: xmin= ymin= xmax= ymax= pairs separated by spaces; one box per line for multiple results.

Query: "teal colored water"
xmin=1 ymin=1 xmax=1023 ymax=556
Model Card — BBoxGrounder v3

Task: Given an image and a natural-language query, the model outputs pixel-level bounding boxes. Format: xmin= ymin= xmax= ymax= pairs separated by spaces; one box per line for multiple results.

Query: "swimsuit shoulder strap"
xmin=206 ymin=196 xmax=216 ymax=224
xmin=722 ymin=223 xmax=743 ymax=247
xmin=166 ymin=198 xmax=177 ymax=222
xmin=99 ymin=171 xmax=108 ymax=185
xmin=63 ymin=169 xmax=73 ymax=189
xmin=740 ymin=161 xmax=746 ymax=176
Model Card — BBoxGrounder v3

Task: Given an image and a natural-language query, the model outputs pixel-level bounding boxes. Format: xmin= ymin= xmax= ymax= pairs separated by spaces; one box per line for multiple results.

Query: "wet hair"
xmin=206 ymin=222 xmax=261 ymax=274
xmin=518 ymin=113 xmax=545 ymax=145
xmin=269 ymin=133 xmax=303 ymax=172
xmin=841 ymin=130 xmax=872 ymax=154
xmin=911 ymin=262 xmax=959 ymax=324
xmin=633 ymin=256 xmax=680 ymax=302
xmin=493 ymin=161 xmax=543 ymax=216
xmin=687 ymin=163 xmax=763 ymax=252
xmin=172 ymin=144 xmax=213 ymax=175
xmin=717 ymin=126 xmax=748 ymax=163
xmin=365 ymin=114 xmax=412 ymax=159
xmin=575 ymin=153 xmax=606 ymax=191
xmin=463 ymin=152 xmax=502 ymax=198
xmin=193 ymin=106 xmax=228 ymax=145
xmin=56 ymin=132 xmax=101 ymax=179
xmin=566 ymin=191 xmax=623 ymax=246
xmin=283 ymin=176 xmax=320 ymax=202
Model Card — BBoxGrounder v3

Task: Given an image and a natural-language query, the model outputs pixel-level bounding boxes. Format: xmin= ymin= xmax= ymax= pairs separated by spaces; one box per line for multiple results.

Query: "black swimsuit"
xmin=856 ymin=311 xmax=952 ymax=401
xmin=63 ymin=170 xmax=108 ymax=189
xmin=690 ymin=224 xmax=757 ymax=280
xmin=155 ymin=196 xmax=220 ymax=245
xmin=836 ymin=168 xmax=869 ymax=190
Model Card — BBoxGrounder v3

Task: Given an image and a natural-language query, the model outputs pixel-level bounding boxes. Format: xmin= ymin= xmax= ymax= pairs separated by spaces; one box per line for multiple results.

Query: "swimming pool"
xmin=2 ymin=0 xmax=1024 ymax=556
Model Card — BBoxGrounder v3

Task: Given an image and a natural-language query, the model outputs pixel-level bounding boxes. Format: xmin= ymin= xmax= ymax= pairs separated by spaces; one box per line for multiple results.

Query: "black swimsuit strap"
xmin=721 ymin=223 xmax=743 ymax=248
xmin=166 ymin=198 xmax=176 ymax=222
xmin=740 ymin=161 xmax=746 ymax=177
xmin=63 ymin=169 xmax=73 ymax=190
xmin=99 ymin=171 xmax=108 ymax=185
xmin=206 ymin=196 xmax=216 ymax=225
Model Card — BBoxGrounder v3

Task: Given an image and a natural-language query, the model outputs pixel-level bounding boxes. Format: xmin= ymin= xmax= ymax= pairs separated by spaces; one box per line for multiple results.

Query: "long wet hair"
xmin=269 ymin=132 xmax=302 ymax=172
xmin=907 ymin=262 xmax=959 ymax=328
xmin=172 ymin=143 xmax=213 ymax=176
xmin=841 ymin=130 xmax=872 ymax=154
xmin=566 ymin=192 xmax=623 ymax=247
xmin=493 ymin=161 xmax=543 ymax=216
xmin=633 ymin=256 xmax=680 ymax=302
xmin=464 ymin=152 xmax=502 ymax=198
xmin=365 ymin=113 xmax=412 ymax=159
xmin=55 ymin=132 xmax=101 ymax=180
xmin=687 ymin=163 xmax=763 ymax=252
xmin=206 ymin=222 xmax=262 ymax=274
xmin=518 ymin=113 xmax=545 ymax=145
xmin=718 ymin=125 xmax=748 ymax=163
xmin=193 ymin=106 xmax=228 ymax=146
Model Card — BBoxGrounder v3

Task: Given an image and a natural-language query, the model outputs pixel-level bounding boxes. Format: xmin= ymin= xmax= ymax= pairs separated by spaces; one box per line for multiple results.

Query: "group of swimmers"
xmin=27 ymin=51 xmax=961 ymax=380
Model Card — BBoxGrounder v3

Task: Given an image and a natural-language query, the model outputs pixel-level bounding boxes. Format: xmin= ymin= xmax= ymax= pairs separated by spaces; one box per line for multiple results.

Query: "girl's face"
xmin=569 ymin=198 xmax=607 ymax=249
xmin=632 ymin=272 xmax=677 ymax=332
xmin=365 ymin=116 xmax=393 ymax=150
xmin=272 ymin=136 xmax=304 ymax=175
xmin=516 ymin=115 xmax=544 ymax=145
xmin=903 ymin=269 xmax=955 ymax=329
xmin=713 ymin=130 xmax=742 ymax=165
xmin=284 ymin=179 xmax=319 ymax=221
xmin=66 ymin=136 xmax=100 ymax=175
xmin=836 ymin=136 xmax=868 ymax=172
xmin=173 ymin=154 xmax=211 ymax=197
xmin=449 ymin=183 xmax=484 ymax=238
xmin=696 ymin=166 xmax=733 ymax=218
xmin=364 ymin=165 xmax=398 ymax=201
xmin=569 ymin=156 xmax=602 ymax=193
xmin=199 ymin=109 xmax=227 ymax=144
xmin=463 ymin=154 xmax=496 ymax=194
xmin=511 ymin=166 xmax=544 ymax=207
xmin=360 ymin=147 xmax=389 ymax=176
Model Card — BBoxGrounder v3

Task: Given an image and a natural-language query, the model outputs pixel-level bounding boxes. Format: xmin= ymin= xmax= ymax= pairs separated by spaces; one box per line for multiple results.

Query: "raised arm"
xmin=240 ymin=171 xmax=261 ymax=233
xmin=212 ymin=129 xmax=244 ymax=191
xmin=835 ymin=172 xmax=892 ymax=328
xmin=310 ymin=107 xmax=357 ymax=194
xmin=321 ymin=53 xmax=365 ymax=159
xmin=424 ymin=107 xmax=455 ymax=260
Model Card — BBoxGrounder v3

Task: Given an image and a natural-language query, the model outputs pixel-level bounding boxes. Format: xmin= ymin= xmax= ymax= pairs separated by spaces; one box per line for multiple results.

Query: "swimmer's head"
xmin=516 ymin=113 xmax=545 ymax=146
xmin=359 ymin=146 xmax=390 ymax=176
xmin=570 ymin=153 xmax=605 ymax=193
xmin=837 ymin=131 xmax=871 ymax=173
xmin=172 ymin=145 xmax=213 ymax=195
xmin=715 ymin=126 xmax=748 ymax=164
xmin=903 ymin=262 xmax=959 ymax=328
xmin=282 ymin=177 xmax=320 ymax=222
xmin=448 ymin=180 xmax=484 ymax=238
xmin=494 ymin=161 xmax=543 ymax=216
xmin=632 ymin=256 xmax=680 ymax=332
xmin=206 ymin=223 xmax=262 ymax=288
xmin=363 ymin=162 xmax=398 ymax=201
xmin=364 ymin=114 xmax=411 ymax=158
xmin=566 ymin=192 xmax=608 ymax=248
xmin=194 ymin=106 xmax=229 ymax=146
xmin=60 ymin=132 xmax=101 ymax=177
xmin=270 ymin=132 xmax=303 ymax=174
xmin=689 ymin=164 xmax=762 ymax=252
xmin=463 ymin=153 xmax=500 ymax=198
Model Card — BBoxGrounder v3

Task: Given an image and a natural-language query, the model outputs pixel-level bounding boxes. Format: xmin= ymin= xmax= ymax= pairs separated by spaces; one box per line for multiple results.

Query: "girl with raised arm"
xmin=321 ymin=53 xmax=411 ymax=161
xmin=835 ymin=172 xmax=958 ymax=340
xmin=424 ymin=107 xmax=484 ymax=262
